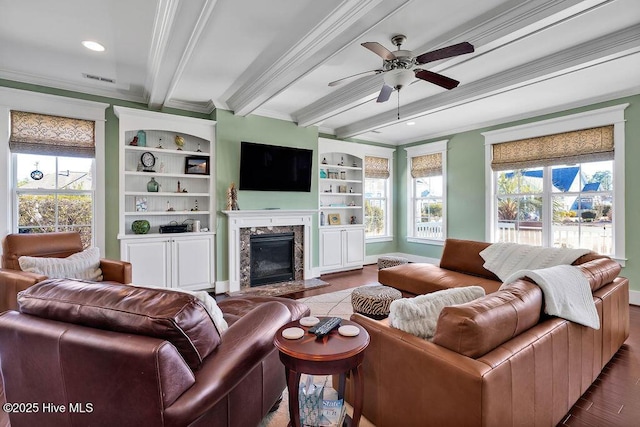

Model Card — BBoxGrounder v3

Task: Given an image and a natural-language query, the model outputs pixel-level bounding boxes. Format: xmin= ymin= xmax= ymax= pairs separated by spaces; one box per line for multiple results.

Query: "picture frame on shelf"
xmin=135 ymin=196 xmax=148 ymax=212
xmin=328 ymin=213 xmax=341 ymax=225
xmin=185 ymin=156 xmax=209 ymax=175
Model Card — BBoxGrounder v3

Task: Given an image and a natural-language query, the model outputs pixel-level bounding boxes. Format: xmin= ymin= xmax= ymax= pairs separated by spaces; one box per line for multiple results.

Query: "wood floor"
xmin=296 ymin=264 xmax=640 ymax=427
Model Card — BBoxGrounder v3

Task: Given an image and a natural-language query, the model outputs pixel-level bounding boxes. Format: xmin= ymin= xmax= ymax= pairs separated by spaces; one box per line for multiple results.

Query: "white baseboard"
xmin=215 ymin=280 xmax=229 ymax=294
xmin=630 ymin=289 xmax=640 ymax=306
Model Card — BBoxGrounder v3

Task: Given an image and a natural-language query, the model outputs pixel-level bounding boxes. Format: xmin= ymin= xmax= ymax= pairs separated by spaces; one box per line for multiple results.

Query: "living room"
xmin=0 ymin=1 xmax=639 ymax=426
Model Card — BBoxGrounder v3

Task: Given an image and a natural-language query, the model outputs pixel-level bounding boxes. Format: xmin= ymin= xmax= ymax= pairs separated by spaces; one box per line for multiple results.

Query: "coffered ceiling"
xmin=1 ymin=0 xmax=638 ymax=145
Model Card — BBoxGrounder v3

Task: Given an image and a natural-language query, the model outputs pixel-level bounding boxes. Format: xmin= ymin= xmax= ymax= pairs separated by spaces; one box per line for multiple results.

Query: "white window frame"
xmin=483 ymin=104 xmax=627 ymax=265
xmin=405 ymin=140 xmax=448 ymax=245
xmin=364 ymin=145 xmax=395 ymax=243
xmin=0 ymin=87 xmax=108 ymax=255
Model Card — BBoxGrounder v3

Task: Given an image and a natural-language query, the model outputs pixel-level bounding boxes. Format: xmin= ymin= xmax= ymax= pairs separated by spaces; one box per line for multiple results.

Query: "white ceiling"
xmin=1 ymin=0 xmax=638 ymax=145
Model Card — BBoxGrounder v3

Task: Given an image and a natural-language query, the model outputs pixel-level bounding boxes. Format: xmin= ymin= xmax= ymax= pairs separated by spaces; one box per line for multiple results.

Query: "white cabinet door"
xmin=320 ymin=229 xmax=344 ymax=270
xmin=344 ymin=228 xmax=365 ymax=267
xmin=173 ymin=235 xmax=214 ymax=290
xmin=121 ymin=238 xmax=170 ymax=287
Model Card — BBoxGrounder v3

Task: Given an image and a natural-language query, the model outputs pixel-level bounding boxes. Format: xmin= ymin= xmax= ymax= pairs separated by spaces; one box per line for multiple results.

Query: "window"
xmin=364 ymin=149 xmax=394 ymax=240
xmin=405 ymin=140 xmax=447 ymax=242
xmin=15 ymin=153 xmax=95 ymax=247
xmin=484 ymin=104 xmax=627 ymax=263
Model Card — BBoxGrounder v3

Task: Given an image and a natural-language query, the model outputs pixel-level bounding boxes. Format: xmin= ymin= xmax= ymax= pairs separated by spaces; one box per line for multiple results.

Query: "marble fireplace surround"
xmin=223 ymin=210 xmax=314 ymax=293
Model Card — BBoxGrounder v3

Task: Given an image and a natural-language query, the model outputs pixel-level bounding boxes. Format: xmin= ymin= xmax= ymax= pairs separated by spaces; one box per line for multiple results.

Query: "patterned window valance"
xmin=411 ymin=152 xmax=442 ymax=178
xmin=10 ymin=111 xmax=96 ymax=158
xmin=365 ymin=156 xmax=390 ymax=179
xmin=491 ymin=125 xmax=614 ymax=171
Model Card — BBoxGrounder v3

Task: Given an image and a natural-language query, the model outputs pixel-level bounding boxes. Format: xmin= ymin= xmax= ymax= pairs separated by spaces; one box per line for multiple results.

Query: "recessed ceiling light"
xmin=82 ymin=40 xmax=105 ymax=52
xmin=406 ymin=121 xmax=416 ymax=126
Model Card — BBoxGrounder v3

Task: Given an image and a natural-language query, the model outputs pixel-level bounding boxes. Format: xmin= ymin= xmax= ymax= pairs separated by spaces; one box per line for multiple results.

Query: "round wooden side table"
xmin=274 ymin=318 xmax=370 ymax=427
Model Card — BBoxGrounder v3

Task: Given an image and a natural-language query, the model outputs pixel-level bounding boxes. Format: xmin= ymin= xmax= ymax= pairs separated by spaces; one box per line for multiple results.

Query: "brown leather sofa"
xmin=0 ymin=279 xmax=309 ymax=427
xmin=0 ymin=232 xmax=132 ymax=312
xmin=343 ymin=238 xmax=629 ymax=426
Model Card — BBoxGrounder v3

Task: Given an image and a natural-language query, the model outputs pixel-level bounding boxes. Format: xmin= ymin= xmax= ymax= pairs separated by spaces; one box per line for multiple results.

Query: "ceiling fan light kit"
xmin=330 ymin=35 xmax=475 ymax=119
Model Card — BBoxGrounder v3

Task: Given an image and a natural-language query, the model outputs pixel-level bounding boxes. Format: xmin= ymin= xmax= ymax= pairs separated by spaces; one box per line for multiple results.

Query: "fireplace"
xmin=250 ymin=232 xmax=295 ymax=286
xmin=223 ymin=209 xmax=314 ymax=293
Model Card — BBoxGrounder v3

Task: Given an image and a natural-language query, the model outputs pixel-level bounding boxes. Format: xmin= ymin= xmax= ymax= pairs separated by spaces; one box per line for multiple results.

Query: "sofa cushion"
xmin=17 ymin=279 xmax=220 ymax=370
xmin=18 ymin=247 xmax=103 ymax=281
xmin=379 ymin=263 xmax=502 ymax=296
xmin=389 ymin=286 xmax=485 ymax=339
xmin=432 ymin=280 xmax=543 ymax=358
xmin=578 ymin=257 xmax=621 ymax=292
xmin=439 ymin=238 xmax=498 ymax=280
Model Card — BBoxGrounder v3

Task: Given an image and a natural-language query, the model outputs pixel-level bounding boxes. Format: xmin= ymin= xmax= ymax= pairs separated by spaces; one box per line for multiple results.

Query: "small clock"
xmin=141 ymin=151 xmax=156 ymax=172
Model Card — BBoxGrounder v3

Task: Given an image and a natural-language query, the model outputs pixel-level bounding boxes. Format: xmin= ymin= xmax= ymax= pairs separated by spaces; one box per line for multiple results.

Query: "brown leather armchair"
xmin=0 ymin=232 xmax=132 ymax=312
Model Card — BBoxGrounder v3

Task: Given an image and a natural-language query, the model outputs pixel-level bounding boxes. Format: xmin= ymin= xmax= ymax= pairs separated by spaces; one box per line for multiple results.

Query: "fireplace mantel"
xmin=222 ymin=210 xmax=315 ymax=293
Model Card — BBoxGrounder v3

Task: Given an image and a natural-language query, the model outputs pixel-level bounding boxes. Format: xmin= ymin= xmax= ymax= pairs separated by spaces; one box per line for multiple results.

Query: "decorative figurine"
xmin=196 ymin=142 xmax=202 ymax=152
xmin=191 ymin=199 xmax=199 ymax=211
xmin=176 ymin=181 xmax=181 ymax=193
xmin=166 ymin=201 xmax=174 ymax=212
xmin=159 ymin=162 xmax=165 ymax=173
xmin=227 ymin=183 xmax=239 ymax=210
xmin=157 ymin=137 xmax=163 ymax=149
xmin=321 ymin=157 xmax=328 ymax=164
xmin=350 ymin=216 xmax=357 ymax=225
xmin=129 ymin=136 xmax=139 ymax=146
xmin=175 ymin=135 xmax=185 ymax=150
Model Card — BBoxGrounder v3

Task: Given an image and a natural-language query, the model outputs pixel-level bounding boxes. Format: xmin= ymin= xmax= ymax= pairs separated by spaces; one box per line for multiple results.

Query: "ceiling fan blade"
xmin=361 ymin=42 xmax=396 ymax=61
xmin=415 ymin=69 xmax=460 ymax=90
xmin=328 ymin=69 xmax=383 ymax=87
xmin=376 ymin=84 xmax=393 ymax=103
xmin=415 ymin=42 xmax=474 ymax=64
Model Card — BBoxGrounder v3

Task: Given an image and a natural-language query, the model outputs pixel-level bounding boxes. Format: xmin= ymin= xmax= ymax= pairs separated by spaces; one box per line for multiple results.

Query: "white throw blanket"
xmin=501 ymin=265 xmax=599 ymax=329
xmin=480 ymin=242 xmax=590 ymax=282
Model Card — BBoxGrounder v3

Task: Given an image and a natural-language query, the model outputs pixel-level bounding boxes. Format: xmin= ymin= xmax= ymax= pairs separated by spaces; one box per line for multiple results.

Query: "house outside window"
xmin=363 ymin=147 xmax=394 ymax=241
xmin=405 ymin=140 xmax=447 ymax=243
xmin=484 ymin=104 xmax=627 ymax=263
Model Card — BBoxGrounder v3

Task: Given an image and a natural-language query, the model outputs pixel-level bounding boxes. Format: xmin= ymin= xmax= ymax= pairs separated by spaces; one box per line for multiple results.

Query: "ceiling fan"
xmin=328 ymin=35 xmax=474 ymax=103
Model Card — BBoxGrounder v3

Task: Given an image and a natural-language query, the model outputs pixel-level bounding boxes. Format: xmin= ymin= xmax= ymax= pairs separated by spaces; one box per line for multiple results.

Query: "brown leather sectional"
xmin=0 ymin=279 xmax=309 ymax=427
xmin=344 ymin=238 xmax=630 ymax=427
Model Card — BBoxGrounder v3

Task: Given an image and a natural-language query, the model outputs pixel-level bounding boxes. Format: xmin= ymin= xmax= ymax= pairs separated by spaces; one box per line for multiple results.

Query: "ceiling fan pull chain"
xmin=397 ymin=90 xmax=401 ymax=120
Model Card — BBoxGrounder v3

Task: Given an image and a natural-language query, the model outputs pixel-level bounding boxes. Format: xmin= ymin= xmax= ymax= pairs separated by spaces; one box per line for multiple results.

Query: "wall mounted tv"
xmin=239 ymin=141 xmax=313 ymax=192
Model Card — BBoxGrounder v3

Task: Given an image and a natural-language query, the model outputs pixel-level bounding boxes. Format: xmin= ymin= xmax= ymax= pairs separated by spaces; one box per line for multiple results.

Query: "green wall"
xmin=396 ymin=94 xmax=640 ymax=292
xmin=214 ymin=110 xmax=319 ymax=280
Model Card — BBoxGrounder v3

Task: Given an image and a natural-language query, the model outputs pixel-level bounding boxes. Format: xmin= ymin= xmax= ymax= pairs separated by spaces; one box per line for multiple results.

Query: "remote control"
xmin=309 ymin=317 xmax=342 ymax=338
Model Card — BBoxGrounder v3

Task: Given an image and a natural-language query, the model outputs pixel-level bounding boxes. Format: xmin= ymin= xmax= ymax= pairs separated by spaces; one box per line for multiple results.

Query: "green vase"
xmin=131 ymin=219 xmax=150 ymax=234
xmin=147 ymin=177 xmax=159 ymax=192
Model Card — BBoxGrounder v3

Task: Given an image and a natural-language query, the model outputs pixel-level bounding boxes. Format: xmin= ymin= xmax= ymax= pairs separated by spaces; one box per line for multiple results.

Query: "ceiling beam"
xmin=146 ymin=0 xmax=219 ymax=111
xmin=334 ymin=24 xmax=640 ymax=139
xmin=225 ymin=0 xmax=413 ymax=117
xmin=294 ymin=0 xmax=608 ymax=127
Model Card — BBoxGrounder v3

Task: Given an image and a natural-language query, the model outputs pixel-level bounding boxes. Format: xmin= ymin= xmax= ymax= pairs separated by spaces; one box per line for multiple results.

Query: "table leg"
xmin=350 ymin=364 xmax=364 ymax=427
xmin=337 ymin=372 xmax=346 ymax=399
xmin=286 ymin=368 xmax=302 ymax=427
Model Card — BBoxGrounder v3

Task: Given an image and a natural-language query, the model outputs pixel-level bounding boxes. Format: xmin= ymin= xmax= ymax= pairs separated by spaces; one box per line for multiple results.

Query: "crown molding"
xmin=0 ymin=69 xmax=147 ymax=105
xmin=336 ymin=24 xmax=640 ymax=139
xmin=164 ymin=98 xmax=216 ymax=114
xmin=294 ymin=0 xmax=607 ymax=127
xmin=226 ymin=0 xmax=412 ymax=117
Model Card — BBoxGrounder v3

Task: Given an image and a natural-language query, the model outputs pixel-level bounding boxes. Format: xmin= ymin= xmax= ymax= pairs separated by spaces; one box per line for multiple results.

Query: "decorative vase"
xmin=131 ymin=219 xmax=150 ymax=234
xmin=137 ymin=130 xmax=146 ymax=147
xmin=147 ymin=177 xmax=159 ymax=192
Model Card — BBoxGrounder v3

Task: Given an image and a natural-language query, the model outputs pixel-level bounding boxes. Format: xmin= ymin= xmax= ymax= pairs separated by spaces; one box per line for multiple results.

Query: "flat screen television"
xmin=239 ymin=141 xmax=313 ymax=192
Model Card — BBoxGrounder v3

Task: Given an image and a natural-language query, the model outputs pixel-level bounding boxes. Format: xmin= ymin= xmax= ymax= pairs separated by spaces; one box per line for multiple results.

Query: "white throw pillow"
xmin=389 ymin=286 xmax=485 ymax=339
xmin=176 ymin=288 xmax=229 ymax=333
xmin=18 ymin=247 xmax=103 ymax=281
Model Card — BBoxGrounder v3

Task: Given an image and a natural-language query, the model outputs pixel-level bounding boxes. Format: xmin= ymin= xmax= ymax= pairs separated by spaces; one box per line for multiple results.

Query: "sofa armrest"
xmin=0 ymin=269 xmax=47 ymax=312
xmin=164 ymin=301 xmax=291 ymax=425
xmin=348 ymin=313 xmax=492 ymax=427
xmin=99 ymin=258 xmax=132 ymax=284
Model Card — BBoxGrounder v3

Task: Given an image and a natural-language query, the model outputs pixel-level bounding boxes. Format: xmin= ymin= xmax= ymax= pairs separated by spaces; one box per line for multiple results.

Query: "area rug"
xmin=259 ymin=288 xmax=376 ymax=426
xmin=226 ymin=278 xmax=330 ymax=298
